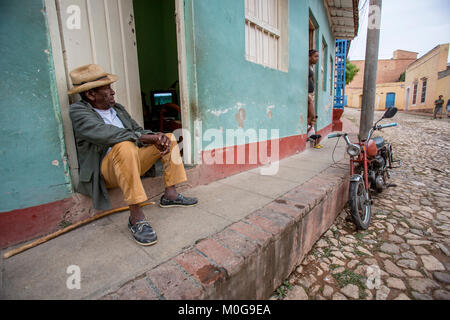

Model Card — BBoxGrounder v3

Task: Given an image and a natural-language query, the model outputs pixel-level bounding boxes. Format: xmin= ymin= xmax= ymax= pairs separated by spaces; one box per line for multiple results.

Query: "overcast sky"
xmin=348 ymin=0 xmax=450 ymax=61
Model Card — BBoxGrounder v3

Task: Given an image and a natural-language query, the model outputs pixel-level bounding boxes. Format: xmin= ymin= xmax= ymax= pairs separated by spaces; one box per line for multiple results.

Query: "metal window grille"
xmin=412 ymin=82 xmax=418 ymax=105
xmin=245 ymin=0 xmax=280 ymax=69
xmin=421 ymin=79 xmax=427 ymax=104
xmin=333 ymin=39 xmax=348 ymax=109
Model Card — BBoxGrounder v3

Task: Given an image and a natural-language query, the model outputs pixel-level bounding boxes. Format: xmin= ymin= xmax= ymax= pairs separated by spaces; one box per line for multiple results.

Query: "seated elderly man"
xmin=68 ymin=64 xmax=197 ymax=246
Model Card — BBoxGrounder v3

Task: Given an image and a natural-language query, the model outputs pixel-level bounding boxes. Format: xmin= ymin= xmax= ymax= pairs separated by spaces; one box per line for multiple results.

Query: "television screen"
xmin=151 ymin=90 xmax=177 ymax=106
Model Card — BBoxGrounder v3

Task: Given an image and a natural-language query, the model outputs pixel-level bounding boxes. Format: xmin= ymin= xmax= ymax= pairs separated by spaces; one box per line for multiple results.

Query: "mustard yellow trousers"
xmin=101 ymin=133 xmax=187 ymax=206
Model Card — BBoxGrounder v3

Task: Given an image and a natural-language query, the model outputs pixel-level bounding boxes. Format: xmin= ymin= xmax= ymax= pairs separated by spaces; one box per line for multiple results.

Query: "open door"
xmin=133 ymin=0 xmax=181 ymax=134
xmin=56 ymin=0 xmax=143 ymax=124
xmin=51 ymin=0 xmax=191 ymax=186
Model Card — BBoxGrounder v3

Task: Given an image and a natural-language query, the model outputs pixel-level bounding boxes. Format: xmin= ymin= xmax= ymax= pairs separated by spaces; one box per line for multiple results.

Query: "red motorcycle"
xmin=328 ymin=107 xmax=401 ymax=230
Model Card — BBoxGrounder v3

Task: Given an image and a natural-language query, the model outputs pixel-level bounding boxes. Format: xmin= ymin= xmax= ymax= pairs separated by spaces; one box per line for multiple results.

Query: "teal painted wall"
xmin=0 ymin=0 xmax=72 ymax=212
xmin=185 ymin=0 xmax=335 ymax=150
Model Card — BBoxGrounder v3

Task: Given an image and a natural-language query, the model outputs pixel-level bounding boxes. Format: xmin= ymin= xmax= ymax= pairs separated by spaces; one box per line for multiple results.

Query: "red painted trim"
xmin=0 ymin=198 xmax=74 ymax=249
xmin=332 ymin=108 xmax=344 ymax=132
xmin=197 ymin=125 xmax=332 ymax=185
xmin=198 ymin=134 xmax=306 ymax=184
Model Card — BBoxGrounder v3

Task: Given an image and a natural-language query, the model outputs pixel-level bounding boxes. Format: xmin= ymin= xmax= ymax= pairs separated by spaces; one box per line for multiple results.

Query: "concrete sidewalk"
xmin=0 ymin=127 xmax=354 ymax=300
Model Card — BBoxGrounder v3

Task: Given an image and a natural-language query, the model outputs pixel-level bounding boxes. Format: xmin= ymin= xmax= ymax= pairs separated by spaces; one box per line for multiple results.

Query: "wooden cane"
xmin=3 ymin=202 xmax=155 ymax=259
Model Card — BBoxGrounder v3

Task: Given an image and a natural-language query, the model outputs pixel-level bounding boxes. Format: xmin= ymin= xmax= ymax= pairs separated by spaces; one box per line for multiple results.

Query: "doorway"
xmin=405 ymin=87 xmax=410 ymax=110
xmin=386 ymin=92 xmax=396 ymax=109
xmin=308 ymin=12 xmax=319 ymax=131
xmin=133 ymin=0 xmax=182 ymax=134
xmin=51 ymin=0 xmax=190 ymax=187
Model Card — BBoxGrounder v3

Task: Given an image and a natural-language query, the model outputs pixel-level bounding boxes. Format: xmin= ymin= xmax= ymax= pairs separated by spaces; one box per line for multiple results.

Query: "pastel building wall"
xmin=0 ymin=0 xmax=72 ymax=213
xmin=404 ymin=44 xmax=449 ymax=112
xmin=347 ymin=82 xmax=406 ymax=111
xmin=184 ymin=0 xmax=336 ymax=158
xmin=346 ymin=50 xmax=417 ymax=110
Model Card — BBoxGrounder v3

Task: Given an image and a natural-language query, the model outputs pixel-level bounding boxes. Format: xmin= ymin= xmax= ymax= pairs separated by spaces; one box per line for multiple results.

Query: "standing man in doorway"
xmin=308 ymin=50 xmax=319 ymax=126
xmin=308 ymin=49 xmax=322 ymax=148
xmin=68 ymin=64 xmax=197 ymax=246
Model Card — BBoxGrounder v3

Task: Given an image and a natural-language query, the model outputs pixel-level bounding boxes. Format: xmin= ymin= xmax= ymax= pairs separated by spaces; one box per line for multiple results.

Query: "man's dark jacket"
xmin=69 ymin=100 xmax=153 ymax=210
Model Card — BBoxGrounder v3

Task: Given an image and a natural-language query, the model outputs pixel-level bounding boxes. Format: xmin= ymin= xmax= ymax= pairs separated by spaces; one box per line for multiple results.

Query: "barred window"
xmin=412 ymin=82 xmax=418 ymax=105
xmin=245 ymin=0 xmax=288 ymax=71
xmin=420 ymin=78 xmax=427 ymax=104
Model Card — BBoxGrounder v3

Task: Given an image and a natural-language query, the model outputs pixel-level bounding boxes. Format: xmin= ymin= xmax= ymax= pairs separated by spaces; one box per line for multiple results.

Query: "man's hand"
xmin=139 ymin=133 xmax=171 ymax=155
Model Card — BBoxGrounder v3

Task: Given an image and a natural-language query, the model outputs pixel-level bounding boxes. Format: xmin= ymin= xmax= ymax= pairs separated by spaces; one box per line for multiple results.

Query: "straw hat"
xmin=67 ymin=64 xmax=118 ymax=95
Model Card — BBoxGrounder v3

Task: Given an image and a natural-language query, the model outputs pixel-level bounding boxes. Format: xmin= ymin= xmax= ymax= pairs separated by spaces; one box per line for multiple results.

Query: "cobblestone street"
xmin=277 ymin=108 xmax=450 ymax=300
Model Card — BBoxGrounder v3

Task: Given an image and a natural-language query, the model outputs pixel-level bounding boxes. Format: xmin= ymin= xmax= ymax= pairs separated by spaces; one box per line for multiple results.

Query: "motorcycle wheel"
xmin=349 ymin=179 xmax=372 ymax=230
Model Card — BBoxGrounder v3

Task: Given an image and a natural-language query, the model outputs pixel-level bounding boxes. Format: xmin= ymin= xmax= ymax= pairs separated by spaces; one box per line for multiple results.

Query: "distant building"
xmin=346 ymin=50 xmax=418 ymax=110
xmin=404 ymin=43 xmax=450 ymax=113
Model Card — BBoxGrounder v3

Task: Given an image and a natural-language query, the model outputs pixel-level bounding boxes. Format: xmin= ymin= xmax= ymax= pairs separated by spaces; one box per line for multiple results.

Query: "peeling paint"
xmin=235 ymin=108 xmax=246 ymax=128
xmin=208 ymin=102 xmax=247 ymax=117
xmin=266 ymin=105 xmax=275 ymax=119
xmin=299 ymin=114 xmax=305 ymax=134
xmin=52 ymin=160 xmax=59 ymax=167
xmin=209 ymin=107 xmax=233 ymax=117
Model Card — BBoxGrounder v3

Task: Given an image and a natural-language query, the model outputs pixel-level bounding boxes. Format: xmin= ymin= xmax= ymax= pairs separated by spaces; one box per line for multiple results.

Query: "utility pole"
xmin=360 ymin=0 xmax=382 ymax=139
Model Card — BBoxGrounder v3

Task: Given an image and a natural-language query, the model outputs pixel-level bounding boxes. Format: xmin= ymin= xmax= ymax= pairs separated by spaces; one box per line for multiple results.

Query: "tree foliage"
xmin=346 ymin=60 xmax=360 ymax=85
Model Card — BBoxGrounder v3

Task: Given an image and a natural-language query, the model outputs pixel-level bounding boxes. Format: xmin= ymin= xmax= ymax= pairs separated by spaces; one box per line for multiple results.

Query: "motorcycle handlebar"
xmin=328 ymin=133 xmax=345 ymax=139
xmin=377 ymin=123 xmax=398 ymax=129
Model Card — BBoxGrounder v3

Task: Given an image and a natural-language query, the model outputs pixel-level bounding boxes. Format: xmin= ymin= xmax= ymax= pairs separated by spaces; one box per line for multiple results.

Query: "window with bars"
xmin=309 ymin=18 xmax=316 ymax=51
xmin=245 ymin=0 xmax=287 ymax=71
xmin=412 ymin=82 xmax=418 ymax=105
xmin=420 ymin=78 xmax=427 ymax=104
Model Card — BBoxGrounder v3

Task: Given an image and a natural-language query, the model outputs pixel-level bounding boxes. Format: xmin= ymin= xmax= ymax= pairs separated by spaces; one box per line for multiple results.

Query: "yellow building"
xmin=437 ymin=68 xmax=450 ymax=110
xmin=346 ymin=49 xmax=417 ymax=110
xmin=404 ymin=43 xmax=450 ymax=113
xmin=347 ymin=82 xmax=406 ymax=111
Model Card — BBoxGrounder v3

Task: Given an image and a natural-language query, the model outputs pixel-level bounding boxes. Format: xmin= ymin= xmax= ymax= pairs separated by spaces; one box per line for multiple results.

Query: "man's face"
xmin=310 ymin=52 xmax=319 ymax=65
xmin=87 ymin=84 xmax=116 ymax=109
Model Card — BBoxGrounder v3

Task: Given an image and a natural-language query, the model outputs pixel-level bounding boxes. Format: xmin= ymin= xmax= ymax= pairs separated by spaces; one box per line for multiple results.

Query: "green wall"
xmin=134 ymin=0 xmax=179 ymax=100
xmin=0 ymin=0 xmax=71 ymax=212
xmin=185 ymin=0 xmax=336 ymax=150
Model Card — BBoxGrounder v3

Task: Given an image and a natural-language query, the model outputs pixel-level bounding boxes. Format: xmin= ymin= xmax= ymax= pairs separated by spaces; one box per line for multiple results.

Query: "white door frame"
xmin=45 ymin=0 xmax=80 ymax=187
xmin=45 ymin=0 xmax=193 ymax=190
xmin=175 ymin=0 xmax=192 ymax=165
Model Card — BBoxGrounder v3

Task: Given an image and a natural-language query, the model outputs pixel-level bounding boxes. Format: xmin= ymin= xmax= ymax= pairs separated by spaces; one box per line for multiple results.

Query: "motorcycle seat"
xmin=373 ymin=136 xmax=385 ymax=149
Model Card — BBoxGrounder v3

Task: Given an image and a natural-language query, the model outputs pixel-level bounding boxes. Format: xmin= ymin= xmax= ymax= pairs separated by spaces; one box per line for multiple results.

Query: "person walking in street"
xmin=433 ymin=95 xmax=445 ymax=119
xmin=68 ymin=64 xmax=197 ymax=246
